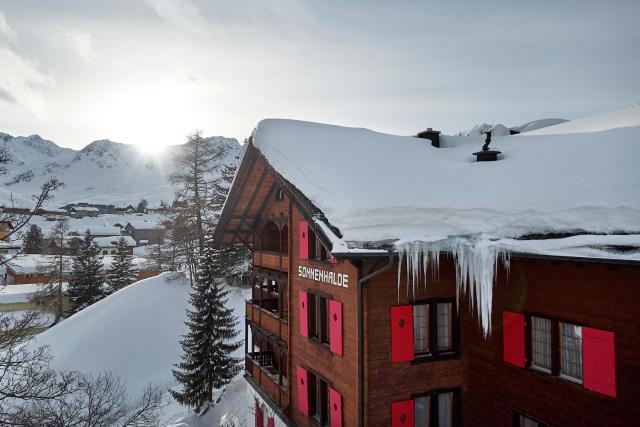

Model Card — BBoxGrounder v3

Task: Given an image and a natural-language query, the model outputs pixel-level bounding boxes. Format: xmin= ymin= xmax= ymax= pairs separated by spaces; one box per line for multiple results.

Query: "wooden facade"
xmin=214 ymin=141 xmax=640 ymax=426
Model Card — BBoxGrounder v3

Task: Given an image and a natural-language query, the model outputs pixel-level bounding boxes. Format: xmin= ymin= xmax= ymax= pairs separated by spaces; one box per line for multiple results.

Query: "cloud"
xmin=0 ymin=12 xmax=16 ymax=42
xmin=0 ymin=11 xmax=52 ymax=118
xmin=54 ymin=29 xmax=100 ymax=63
xmin=144 ymin=0 xmax=208 ymax=37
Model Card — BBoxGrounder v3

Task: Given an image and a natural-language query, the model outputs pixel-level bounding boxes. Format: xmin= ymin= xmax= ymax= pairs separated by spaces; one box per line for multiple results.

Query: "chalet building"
xmin=124 ymin=221 xmax=164 ymax=245
xmin=213 ymin=115 xmax=640 ymax=427
xmin=69 ymin=206 xmax=100 ymax=218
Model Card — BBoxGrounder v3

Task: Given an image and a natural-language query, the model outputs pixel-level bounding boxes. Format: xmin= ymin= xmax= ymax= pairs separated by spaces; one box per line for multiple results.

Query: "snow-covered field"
xmin=28 ymin=272 xmax=250 ymax=426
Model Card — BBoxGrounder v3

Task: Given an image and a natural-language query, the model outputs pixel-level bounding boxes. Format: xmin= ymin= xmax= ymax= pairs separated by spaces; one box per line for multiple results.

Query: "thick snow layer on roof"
xmin=525 ymin=104 xmax=640 ymax=135
xmin=93 ymin=235 xmax=136 ymax=247
xmin=253 ymin=107 xmax=640 ymax=246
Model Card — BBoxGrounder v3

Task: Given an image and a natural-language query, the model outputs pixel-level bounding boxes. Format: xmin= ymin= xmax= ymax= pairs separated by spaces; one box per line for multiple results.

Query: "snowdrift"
xmin=31 ymin=272 xmax=249 ymax=420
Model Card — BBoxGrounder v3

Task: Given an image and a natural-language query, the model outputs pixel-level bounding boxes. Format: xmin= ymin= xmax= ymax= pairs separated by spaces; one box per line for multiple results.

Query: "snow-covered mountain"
xmin=0 ymin=133 xmax=242 ymax=207
xmin=456 ymin=118 xmax=568 ymax=137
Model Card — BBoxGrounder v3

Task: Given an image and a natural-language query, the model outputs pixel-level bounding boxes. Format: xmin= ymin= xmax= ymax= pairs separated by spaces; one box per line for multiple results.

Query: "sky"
xmin=0 ymin=0 xmax=639 ymax=150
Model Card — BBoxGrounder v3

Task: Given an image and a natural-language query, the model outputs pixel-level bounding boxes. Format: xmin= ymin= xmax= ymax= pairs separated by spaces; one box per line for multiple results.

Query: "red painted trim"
xmin=391 ymin=305 xmax=414 ymax=363
xmin=255 ymin=398 xmax=263 ymax=427
xmin=267 ymin=417 xmax=274 ymax=427
xmin=297 ymin=366 xmax=309 ymax=415
xmin=330 ymin=299 xmax=343 ymax=356
xmin=503 ymin=311 xmax=525 ymax=368
xmin=329 ymin=387 xmax=343 ymax=427
xmin=299 ymin=290 xmax=308 ymax=337
xmin=391 ymin=399 xmax=414 ymax=427
xmin=583 ymin=327 xmax=616 ymax=398
xmin=299 ymin=220 xmax=309 ymax=259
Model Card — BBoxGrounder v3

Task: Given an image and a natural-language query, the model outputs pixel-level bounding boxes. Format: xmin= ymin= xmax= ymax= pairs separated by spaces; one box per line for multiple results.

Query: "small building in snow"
xmin=124 ymin=221 xmax=164 ymax=245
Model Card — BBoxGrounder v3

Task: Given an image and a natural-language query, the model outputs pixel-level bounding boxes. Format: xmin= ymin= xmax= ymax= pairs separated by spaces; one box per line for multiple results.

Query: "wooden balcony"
xmin=253 ymin=250 xmax=289 ymax=272
xmin=246 ymin=353 xmax=289 ymax=409
xmin=246 ymin=300 xmax=289 ymax=342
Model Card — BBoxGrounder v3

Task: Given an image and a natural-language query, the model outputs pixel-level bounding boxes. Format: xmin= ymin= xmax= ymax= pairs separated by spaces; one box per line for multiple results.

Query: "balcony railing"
xmin=246 ymin=300 xmax=288 ymax=341
xmin=253 ymin=250 xmax=289 ymax=272
xmin=246 ymin=352 xmax=289 ymax=409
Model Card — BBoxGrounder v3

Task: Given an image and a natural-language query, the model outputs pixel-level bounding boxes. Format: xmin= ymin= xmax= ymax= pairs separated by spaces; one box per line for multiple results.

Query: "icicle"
xmin=396 ymin=250 xmax=404 ymax=304
xmin=395 ymin=237 xmax=509 ymax=337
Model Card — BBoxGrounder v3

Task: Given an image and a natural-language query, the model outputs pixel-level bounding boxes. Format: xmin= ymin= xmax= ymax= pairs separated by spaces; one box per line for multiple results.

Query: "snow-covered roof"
xmin=4 ymin=254 xmax=73 ymax=274
xmin=4 ymin=253 xmax=151 ymax=275
xmin=93 ymin=235 xmax=137 ymax=247
xmin=252 ymin=105 xmax=640 ymax=257
xmin=68 ymin=225 xmax=122 ymax=237
xmin=125 ymin=220 xmax=160 ymax=230
xmin=72 ymin=206 xmax=100 ymax=212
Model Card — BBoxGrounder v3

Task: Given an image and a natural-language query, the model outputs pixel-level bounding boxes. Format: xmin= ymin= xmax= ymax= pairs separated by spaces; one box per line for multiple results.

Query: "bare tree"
xmin=34 ymin=220 xmax=70 ymax=323
xmin=0 ymin=310 xmax=80 ymax=423
xmin=0 ymin=310 xmax=164 ymax=426
xmin=168 ymin=131 xmax=229 ymax=278
xmin=11 ymin=373 xmax=164 ymax=427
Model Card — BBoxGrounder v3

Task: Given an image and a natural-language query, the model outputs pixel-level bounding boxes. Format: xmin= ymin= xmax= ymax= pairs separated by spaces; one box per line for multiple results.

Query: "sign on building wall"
xmin=298 ymin=266 xmax=349 ymax=288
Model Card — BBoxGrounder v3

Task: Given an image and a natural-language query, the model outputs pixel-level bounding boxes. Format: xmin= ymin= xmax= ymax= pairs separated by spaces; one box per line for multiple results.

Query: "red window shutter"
xmin=391 ymin=399 xmax=414 ymax=427
xmin=299 ymin=291 xmax=308 ymax=337
xmin=255 ymin=399 xmax=263 ymax=427
xmin=267 ymin=417 xmax=274 ymax=427
xmin=390 ymin=305 xmax=414 ymax=362
xmin=329 ymin=387 xmax=343 ymax=427
xmin=503 ymin=311 xmax=525 ymax=368
xmin=297 ymin=366 xmax=309 ymax=415
xmin=299 ymin=220 xmax=309 ymax=259
xmin=330 ymin=299 xmax=343 ymax=356
xmin=583 ymin=327 xmax=616 ymax=398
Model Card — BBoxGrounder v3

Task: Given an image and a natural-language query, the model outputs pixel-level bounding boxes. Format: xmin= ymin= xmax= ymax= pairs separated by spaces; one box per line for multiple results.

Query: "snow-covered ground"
xmin=0 ymin=282 xmax=68 ymax=304
xmin=28 ymin=272 xmax=250 ymax=426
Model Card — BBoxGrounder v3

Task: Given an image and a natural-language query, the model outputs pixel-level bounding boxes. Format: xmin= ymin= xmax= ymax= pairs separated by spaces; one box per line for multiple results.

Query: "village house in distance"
xmin=213 ymin=106 xmax=640 ymax=426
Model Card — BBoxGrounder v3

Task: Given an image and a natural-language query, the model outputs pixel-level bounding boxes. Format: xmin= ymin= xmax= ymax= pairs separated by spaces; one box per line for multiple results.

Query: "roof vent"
xmin=473 ymin=131 xmax=502 ymax=162
xmin=416 ymin=127 xmax=441 ymax=148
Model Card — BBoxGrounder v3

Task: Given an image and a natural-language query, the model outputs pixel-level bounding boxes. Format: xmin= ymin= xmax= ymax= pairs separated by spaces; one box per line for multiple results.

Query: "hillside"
xmin=0 ymin=133 xmax=242 ymax=207
xmin=30 ymin=272 xmax=250 ymax=425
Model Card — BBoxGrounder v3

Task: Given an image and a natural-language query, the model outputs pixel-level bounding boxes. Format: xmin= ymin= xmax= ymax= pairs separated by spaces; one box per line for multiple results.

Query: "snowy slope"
xmin=0 ymin=134 xmax=242 ymax=207
xmin=30 ymin=272 xmax=250 ymax=423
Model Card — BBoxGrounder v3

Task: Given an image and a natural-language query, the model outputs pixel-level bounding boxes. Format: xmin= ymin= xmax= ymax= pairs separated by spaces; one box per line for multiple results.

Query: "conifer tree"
xmin=170 ymin=236 xmax=242 ymax=412
xmin=106 ymin=237 xmax=137 ymax=293
xmin=66 ymin=230 xmax=104 ymax=315
xmin=22 ymin=224 xmax=44 ymax=254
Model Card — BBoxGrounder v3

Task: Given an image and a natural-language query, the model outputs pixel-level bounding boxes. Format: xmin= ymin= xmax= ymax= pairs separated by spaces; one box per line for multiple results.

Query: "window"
xmin=308 ymin=372 xmax=330 ymax=426
xmin=560 ymin=322 xmax=582 ymax=383
xmin=111 ymin=250 xmax=116 ymax=254
xmin=276 ymin=188 xmax=285 ymax=201
xmin=527 ymin=316 xmax=583 ymax=383
xmin=531 ymin=316 xmax=552 ymax=372
xmin=413 ymin=390 xmax=457 ymax=427
xmin=514 ymin=412 xmax=549 ymax=427
xmin=412 ymin=301 xmax=456 ymax=358
xmin=102 ymin=250 xmax=108 ymax=255
xmin=307 ymin=292 xmax=330 ymax=345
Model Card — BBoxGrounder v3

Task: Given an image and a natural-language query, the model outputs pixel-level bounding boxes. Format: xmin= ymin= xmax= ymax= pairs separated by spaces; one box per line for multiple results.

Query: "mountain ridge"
xmin=0 ymin=133 xmax=242 ymax=208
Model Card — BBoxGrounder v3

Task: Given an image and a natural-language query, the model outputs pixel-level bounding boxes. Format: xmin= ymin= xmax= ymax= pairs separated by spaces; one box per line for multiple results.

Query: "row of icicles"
xmin=395 ymin=238 xmax=511 ymax=336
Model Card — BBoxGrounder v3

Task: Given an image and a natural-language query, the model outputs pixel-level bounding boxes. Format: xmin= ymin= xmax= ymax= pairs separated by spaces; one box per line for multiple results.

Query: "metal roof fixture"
xmin=473 ymin=130 xmax=502 ymax=161
xmin=416 ymin=127 xmax=441 ymax=148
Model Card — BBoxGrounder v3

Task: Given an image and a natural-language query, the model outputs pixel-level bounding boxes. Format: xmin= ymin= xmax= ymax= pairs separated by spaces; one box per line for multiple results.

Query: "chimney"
xmin=416 ymin=127 xmax=441 ymax=148
xmin=473 ymin=131 xmax=502 ymax=162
